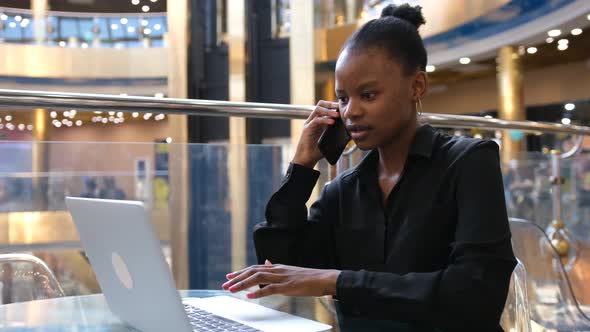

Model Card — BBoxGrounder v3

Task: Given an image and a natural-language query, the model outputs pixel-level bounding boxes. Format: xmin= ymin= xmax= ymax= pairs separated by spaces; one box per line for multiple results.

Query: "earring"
xmin=416 ymin=98 xmax=423 ymax=116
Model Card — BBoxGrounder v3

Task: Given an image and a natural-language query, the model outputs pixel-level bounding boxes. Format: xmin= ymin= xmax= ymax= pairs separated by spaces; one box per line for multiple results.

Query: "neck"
xmin=377 ymin=117 xmax=420 ymax=176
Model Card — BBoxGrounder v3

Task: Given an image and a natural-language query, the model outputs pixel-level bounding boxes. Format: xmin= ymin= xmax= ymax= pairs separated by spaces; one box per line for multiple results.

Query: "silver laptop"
xmin=65 ymin=197 xmax=331 ymax=332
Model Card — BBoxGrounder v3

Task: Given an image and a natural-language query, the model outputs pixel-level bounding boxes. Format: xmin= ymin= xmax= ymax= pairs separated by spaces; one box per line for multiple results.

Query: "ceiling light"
xmin=120 ymin=18 xmax=128 ymax=25
xmin=54 ymin=121 xmax=62 ymax=128
xmin=63 ymin=111 xmax=70 ymax=117
xmin=17 ymin=124 xmax=25 ymax=131
xmin=117 ymin=112 xmax=124 ymax=118
xmin=484 ymin=115 xmax=493 ymax=119
xmin=132 ymin=112 xmax=139 ymax=118
xmin=166 ymin=137 xmax=172 ymax=143
xmin=5 ymin=115 xmax=12 ymax=121
xmin=8 ymin=22 xmax=16 ymax=28
xmin=94 ymin=111 xmax=102 ymax=114
xmin=154 ymin=92 xmax=164 ymax=98
xmin=141 ymin=19 xmax=149 ymax=27
xmin=459 ymin=57 xmax=471 ymax=65
xmin=558 ymin=38 xmax=569 ymax=45
xmin=546 ymin=37 xmax=554 ymax=43
xmin=0 ymin=14 xmax=7 ymax=21
xmin=6 ymin=123 xmax=14 ymax=130
xmin=143 ymin=113 xmax=152 ymax=120
xmin=59 ymin=41 xmax=66 ymax=47
xmin=561 ymin=118 xmax=571 ymax=125
xmin=127 ymin=26 xmax=136 ymax=33
xmin=131 ymin=0 xmax=140 ymax=5
xmin=526 ymin=47 xmax=537 ymax=54
xmin=109 ymin=111 xmax=115 ymax=116
xmin=151 ymin=0 xmax=158 ymax=2
xmin=587 ymin=14 xmax=590 ymax=21
xmin=27 ymin=124 xmax=33 ymax=131
xmin=142 ymin=5 xmax=150 ymax=12
xmin=76 ymin=120 xmax=82 ymax=126
xmin=425 ymin=65 xmax=435 ymax=73
xmin=565 ymin=103 xmax=575 ymax=111
xmin=49 ymin=111 xmax=57 ymax=118
xmin=102 ymin=118 xmax=108 ymax=124
xmin=558 ymin=43 xmax=568 ymax=51
xmin=14 ymin=15 xmax=22 ymax=22
xmin=144 ymin=28 xmax=152 ymax=35
xmin=548 ymin=29 xmax=561 ymax=37
xmin=154 ymin=24 xmax=162 ymax=31
xmin=111 ymin=23 xmax=119 ymax=30
xmin=20 ymin=21 xmax=28 ymax=28
xmin=571 ymin=28 xmax=582 ymax=36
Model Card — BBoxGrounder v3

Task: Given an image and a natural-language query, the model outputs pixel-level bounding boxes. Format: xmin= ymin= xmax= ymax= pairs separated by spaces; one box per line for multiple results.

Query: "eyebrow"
xmin=335 ymin=80 xmax=380 ymax=94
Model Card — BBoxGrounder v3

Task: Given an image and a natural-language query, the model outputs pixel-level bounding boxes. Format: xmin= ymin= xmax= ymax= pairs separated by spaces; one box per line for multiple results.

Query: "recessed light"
xmin=526 ymin=47 xmax=537 ymax=54
xmin=548 ymin=29 xmax=561 ymax=37
xmin=142 ymin=5 xmax=150 ymax=12
xmin=425 ymin=65 xmax=435 ymax=73
xmin=558 ymin=38 xmax=569 ymax=45
xmin=558 ymin=43 xmax=568 ymax=51
xmin=571 ymin=28 xmax=582 ymax=36
xmin=565 ymin=103 xmax=575 ymax=111
xmin=131 ymin=0 xmax=140 ymax=5
xmin=561 ymin=118 xmax=571 ymax=125
xmin=120 ymin=18 xmax=128 ymax=25
xmin=459 ymin=57 xmax=471 ymax=65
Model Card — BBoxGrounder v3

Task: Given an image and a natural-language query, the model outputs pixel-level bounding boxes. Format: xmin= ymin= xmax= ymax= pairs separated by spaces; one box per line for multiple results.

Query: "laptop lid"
xmin=65 ymin=197 xmax=193 ymax=332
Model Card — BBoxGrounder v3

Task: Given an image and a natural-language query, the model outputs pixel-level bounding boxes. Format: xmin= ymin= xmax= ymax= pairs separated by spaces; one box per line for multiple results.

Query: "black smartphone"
xmin=317 ymin=116 xmax=351 ymax=165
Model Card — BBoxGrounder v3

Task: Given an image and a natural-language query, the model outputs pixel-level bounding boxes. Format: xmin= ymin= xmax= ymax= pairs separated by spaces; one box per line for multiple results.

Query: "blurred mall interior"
xmin=0 ymin=0 xmax=590 ymax=330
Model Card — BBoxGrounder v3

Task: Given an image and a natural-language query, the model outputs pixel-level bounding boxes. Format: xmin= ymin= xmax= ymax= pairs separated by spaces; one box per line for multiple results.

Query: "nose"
xmin=342 ymin=98 xmax=363 ymax=121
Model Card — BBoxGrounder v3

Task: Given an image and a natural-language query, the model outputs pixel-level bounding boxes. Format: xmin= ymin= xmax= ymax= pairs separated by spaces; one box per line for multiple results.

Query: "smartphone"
xmin=317 ymin=116 xmax=351 ymax=165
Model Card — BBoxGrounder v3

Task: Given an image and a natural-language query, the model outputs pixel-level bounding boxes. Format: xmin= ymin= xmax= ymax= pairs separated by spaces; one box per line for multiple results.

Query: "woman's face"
xmin=335 ymin=47 xmax=423 ymax=150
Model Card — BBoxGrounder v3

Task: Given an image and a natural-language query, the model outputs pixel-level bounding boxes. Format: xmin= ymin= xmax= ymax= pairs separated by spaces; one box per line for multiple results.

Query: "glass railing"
xmin=0 ymin=7 xmax=167 ymax=48
xmin=3 ymin=89 xmax=590 ymax=330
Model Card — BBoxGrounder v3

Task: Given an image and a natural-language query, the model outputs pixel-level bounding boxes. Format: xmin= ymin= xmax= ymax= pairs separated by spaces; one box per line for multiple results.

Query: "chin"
xmin=352 ymin=139 xmax=377 ymax=151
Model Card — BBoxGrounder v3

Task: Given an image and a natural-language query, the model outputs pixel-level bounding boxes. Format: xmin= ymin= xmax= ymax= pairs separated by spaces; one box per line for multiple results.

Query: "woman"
xmin=223 ymin=4 xmax=516 ymax=331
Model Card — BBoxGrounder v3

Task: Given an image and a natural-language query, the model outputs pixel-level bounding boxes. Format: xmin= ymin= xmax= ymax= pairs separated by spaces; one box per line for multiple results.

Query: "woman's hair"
xmin=343 ymin=3 xmax=427 ymax=75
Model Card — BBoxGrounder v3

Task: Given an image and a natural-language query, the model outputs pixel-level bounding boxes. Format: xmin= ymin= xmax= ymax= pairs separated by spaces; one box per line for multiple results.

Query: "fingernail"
xmin=222 ymin=282 xmax=229 ymax=290
xmin=229 ymin=285 xmax=238 ymax=292
xmin=247 ymin=293 xmax=255 ymax=299
xmin=226 ymin=273 xmax=234 ymax=279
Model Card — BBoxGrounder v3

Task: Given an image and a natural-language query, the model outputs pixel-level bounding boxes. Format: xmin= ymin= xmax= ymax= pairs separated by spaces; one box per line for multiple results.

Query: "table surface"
xmin=0 ymin=290 xmax=342 ymax=332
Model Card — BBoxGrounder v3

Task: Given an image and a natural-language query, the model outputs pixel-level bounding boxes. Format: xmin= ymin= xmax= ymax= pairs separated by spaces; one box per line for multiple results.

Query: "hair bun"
xmin=380 ymin=4 xmax=426 ymax=29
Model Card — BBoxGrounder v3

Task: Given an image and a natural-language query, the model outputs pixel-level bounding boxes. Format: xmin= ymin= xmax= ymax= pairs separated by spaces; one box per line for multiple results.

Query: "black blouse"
xmin=254 ymin=124 xmax=517 ymax=331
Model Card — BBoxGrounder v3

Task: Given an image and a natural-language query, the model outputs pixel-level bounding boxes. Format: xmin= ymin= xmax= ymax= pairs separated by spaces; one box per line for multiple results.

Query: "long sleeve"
xmin=253 ymin=163 xmax=338 ymax=269
xmin=335 ymin=144 xmax=517 ymax=330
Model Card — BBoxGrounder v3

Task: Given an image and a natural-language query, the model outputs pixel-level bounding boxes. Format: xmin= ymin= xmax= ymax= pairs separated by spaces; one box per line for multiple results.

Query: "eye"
xmin=361 ymin=92 xmax=377 ymax=101
xmin=337 ymin=96 xmax=349 ymax=104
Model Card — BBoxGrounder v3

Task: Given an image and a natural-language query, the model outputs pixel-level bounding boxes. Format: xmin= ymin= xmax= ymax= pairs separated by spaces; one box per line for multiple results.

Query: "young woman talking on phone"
xmin=222 ymin=4 xmax=516 ymax=331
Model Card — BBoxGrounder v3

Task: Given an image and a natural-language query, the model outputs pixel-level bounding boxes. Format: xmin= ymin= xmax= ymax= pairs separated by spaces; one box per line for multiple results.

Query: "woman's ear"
xmin=411 ymin=71 xmax=428 ymax=101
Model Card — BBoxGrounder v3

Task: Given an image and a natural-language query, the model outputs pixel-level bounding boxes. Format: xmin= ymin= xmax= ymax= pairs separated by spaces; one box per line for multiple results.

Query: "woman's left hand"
xmin=222 ymin=260 xmax=341 ymax=299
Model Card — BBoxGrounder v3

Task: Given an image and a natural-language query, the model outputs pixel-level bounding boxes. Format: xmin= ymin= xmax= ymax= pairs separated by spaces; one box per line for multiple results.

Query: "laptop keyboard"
xmin=184 ymin=304 xmax=263 ymax=332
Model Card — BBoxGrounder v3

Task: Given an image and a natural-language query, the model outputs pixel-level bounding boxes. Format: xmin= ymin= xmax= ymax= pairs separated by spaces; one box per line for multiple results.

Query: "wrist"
xmin=321 ymin=270 xmax=341 ymax=296
xmin=291 ymin=157 xmax=316 ymax=169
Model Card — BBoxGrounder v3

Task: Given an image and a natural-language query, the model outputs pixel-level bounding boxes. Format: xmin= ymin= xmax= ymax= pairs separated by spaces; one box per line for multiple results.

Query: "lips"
xmin=346 ymin=124 xmax=370 ymax=140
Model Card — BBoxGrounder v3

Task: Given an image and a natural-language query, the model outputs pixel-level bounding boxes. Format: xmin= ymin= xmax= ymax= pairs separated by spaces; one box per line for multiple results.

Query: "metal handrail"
xmin=0 ymin=89 xmax=589 ymax=136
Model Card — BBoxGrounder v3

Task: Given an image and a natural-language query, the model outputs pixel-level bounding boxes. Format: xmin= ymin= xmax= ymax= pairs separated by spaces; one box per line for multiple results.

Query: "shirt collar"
xmin=356 ymin=124 xmax=437 ymax=173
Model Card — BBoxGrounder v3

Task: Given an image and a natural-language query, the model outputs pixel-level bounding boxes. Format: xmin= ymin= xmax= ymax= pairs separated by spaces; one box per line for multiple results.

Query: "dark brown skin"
xmin=222 ymin=46 xmax=428 ymax=299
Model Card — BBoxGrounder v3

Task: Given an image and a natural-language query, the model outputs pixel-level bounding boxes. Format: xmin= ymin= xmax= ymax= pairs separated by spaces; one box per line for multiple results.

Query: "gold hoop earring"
xmin=416 ymin=98 xmax=423 ymax=116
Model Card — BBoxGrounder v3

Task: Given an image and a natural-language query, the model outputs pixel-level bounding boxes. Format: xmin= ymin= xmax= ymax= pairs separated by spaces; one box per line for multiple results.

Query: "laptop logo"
xmin=111 ymin=252 xmax=134 ymax=290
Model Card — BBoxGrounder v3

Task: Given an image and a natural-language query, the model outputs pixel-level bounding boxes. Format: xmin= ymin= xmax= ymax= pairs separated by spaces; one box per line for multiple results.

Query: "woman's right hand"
xmin=292 ymin=100 xmax=341 ymax=169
